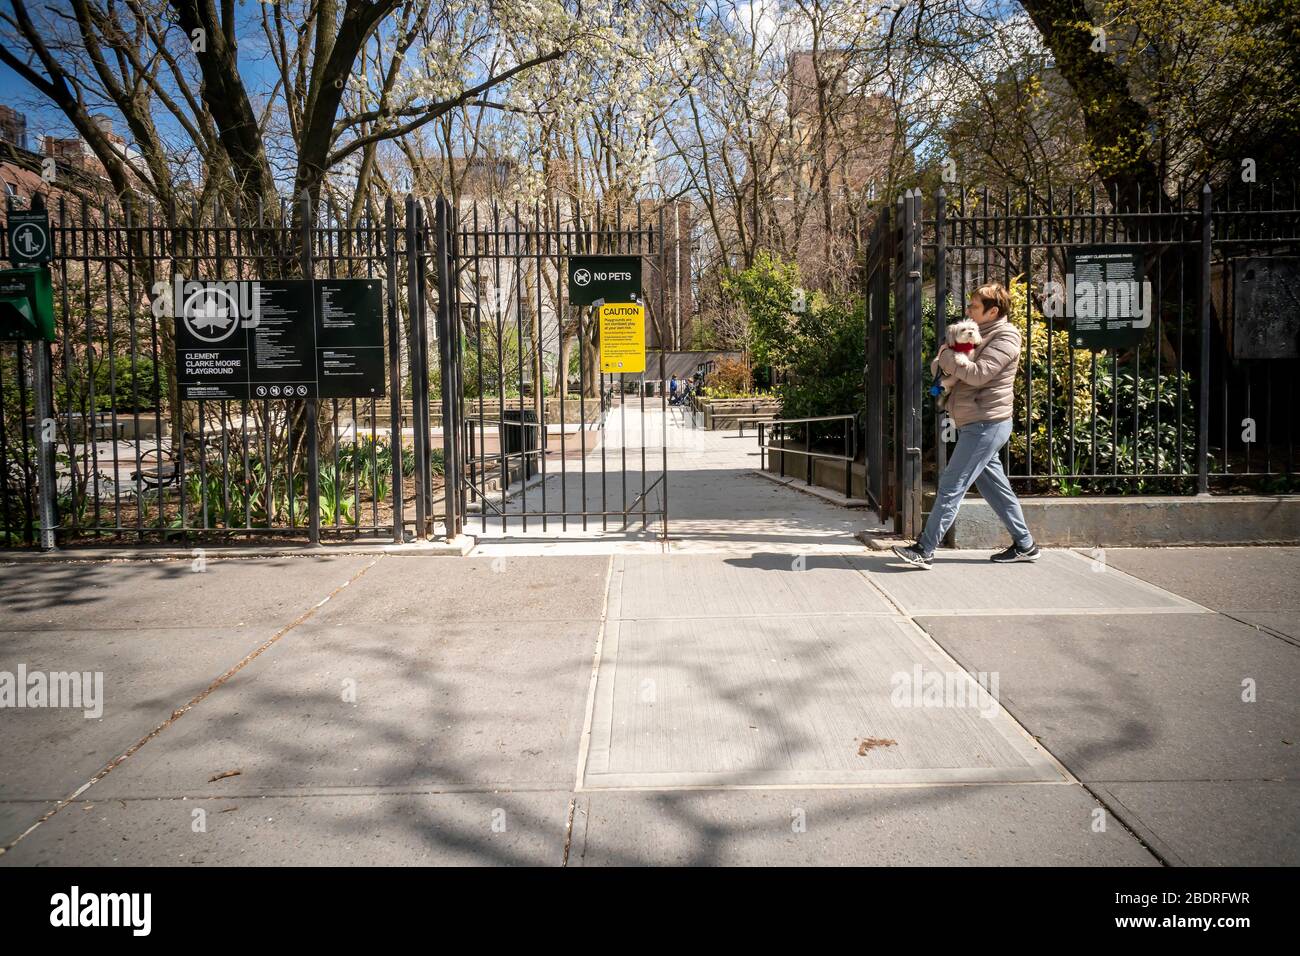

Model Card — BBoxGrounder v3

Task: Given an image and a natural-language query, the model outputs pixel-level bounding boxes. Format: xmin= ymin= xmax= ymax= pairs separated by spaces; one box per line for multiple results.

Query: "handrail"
xmin=760 ymin=414 xmax=857 ymax=425
xmin=735 ymin=413 xmax=779 ymax=437
xmin=469 ymin=418 xmax=545 ymax=430
xmin=757 ymin=413 xmax=859 ymax=498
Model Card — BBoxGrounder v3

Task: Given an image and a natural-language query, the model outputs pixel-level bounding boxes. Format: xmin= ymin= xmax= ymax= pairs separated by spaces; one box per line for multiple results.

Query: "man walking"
xmin=892 ymin=282 xmax=1039 ymax=569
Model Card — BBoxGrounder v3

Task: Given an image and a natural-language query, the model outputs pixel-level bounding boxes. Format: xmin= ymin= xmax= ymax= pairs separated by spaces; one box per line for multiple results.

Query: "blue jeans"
xmin=917 ymin=419 xmax=1033 ymax=556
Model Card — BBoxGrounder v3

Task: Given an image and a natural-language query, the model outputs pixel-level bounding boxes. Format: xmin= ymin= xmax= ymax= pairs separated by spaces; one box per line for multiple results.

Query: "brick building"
xmin=738 ymin=51 xmax=898 ymax=289
xmin=1 ymin=106 xmax=121 ymax=210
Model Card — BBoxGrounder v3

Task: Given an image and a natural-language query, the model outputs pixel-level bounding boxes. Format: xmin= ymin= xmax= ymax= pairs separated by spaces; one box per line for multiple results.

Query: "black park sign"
xmin=7 ymin=209 xmax=52 ymax=266
xmin=567 ymin=255 xmax=641 ymax=306
xmin=174 ymin=277 xmax=385 ymax=401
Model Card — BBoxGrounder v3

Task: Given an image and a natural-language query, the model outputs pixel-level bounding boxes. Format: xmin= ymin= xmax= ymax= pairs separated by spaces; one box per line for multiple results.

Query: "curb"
xmin=0 ymin=535 xmax=477 ymax=563
xmin=855 ymin=532 xmax=900 ymax=551
xmin=751 ymin=469 xmax=872 ymax=509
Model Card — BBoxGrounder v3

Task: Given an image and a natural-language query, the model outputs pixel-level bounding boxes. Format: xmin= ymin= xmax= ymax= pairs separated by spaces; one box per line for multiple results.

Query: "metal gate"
xmin=864 ymin=190 xmax=923 ymax=538
xmin=865 ymin=181 xmax=1299 ymax=544
xmin=429 ymin=197 xmax=669 ymax=539
xmin=0 ymin=193 xmax=673 ymax=550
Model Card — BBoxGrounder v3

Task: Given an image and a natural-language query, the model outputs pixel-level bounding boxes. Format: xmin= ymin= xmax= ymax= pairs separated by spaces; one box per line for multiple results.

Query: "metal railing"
xmin=463 ymin=416 xmax=546 ymax=514
xmin=757 ymin=414 xmax=858 ymax=499
xmin=0 ymin=194 xmax=428 ymax=548
xmin=736 ymin=414 xmax=779 ymax=437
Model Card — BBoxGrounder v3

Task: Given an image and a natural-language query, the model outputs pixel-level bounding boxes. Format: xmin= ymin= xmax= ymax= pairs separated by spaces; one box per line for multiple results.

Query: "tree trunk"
xmin=1018 ymin=0 xmax=1169 ymax=210
xmin=581 ymin=316 xmax=599 ymax=399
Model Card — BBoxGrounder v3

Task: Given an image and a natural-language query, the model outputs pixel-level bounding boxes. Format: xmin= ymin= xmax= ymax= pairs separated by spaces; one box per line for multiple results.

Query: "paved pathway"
xmin=0 ymin=400 xmax=1296 ymax=865
xmin=468 ymin=401 xmax=873 ymax=554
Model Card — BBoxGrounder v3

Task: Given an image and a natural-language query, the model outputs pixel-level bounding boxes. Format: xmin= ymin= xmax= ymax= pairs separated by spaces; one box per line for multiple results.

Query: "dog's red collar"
xmin=951 ymin=342 xmax=976 ymax=354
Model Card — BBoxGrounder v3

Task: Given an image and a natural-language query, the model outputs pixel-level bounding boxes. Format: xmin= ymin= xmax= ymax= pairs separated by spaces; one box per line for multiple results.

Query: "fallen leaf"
xmin=857 ymin=737 xmax=898 ymax=756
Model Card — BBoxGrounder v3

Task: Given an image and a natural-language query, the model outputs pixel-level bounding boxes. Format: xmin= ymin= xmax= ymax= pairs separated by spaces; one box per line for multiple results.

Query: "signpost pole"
xmin=385 ymin=197 xmax=405 ymax=543
xmin=435 ymin=196 xmax=458 ymax=541
xmin=5 ymin=195 xmax=58 ymax=548
xmin=33 ymin=338 xmax=58 ymax=550
xmin=1197 ymin=184 xmax=1212 ymax=496
xmin=300 ymin=192 xmax=321 ymax=546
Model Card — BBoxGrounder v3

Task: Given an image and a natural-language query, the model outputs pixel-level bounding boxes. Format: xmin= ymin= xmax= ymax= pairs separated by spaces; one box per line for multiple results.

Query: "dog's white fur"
xmin=930 ymin=319 xmax=983 ymax=408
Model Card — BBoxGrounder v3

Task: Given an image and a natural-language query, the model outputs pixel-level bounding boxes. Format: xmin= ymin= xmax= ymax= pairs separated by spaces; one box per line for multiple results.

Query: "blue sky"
xmin=1 ymin=60 xmax=71 ymax=146
xmin=0 ymin=0 xmax=282 ymax=149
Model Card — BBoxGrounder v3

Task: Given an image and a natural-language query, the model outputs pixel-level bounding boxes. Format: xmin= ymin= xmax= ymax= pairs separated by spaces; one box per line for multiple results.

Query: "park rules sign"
xmin=1067 ymin=246 xmax=1149 ymax=351
xmin=598 ymin=302 xmax=646 ymax=374
xmin=174 ymin=277 xmax=385 ymax=400
xmin=568 ymin=255 xmax=641 ymax=306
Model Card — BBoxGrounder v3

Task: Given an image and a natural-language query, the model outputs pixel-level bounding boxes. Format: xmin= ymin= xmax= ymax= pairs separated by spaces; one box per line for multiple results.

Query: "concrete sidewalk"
xmin=1 ymin=409 xmax=1296 ymax=865
xmin=1 ymin=544 xmax=1295 ymax=866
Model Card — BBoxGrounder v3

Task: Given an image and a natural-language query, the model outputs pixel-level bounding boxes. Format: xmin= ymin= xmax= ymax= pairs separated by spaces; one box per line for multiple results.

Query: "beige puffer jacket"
xmin=937 ymin=316 xmax=1021 ymax=429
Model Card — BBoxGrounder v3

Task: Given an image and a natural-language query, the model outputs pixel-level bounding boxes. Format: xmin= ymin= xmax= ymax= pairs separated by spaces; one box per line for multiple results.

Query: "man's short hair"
xmin=972 ymin=283 xmax=1010 ymax=319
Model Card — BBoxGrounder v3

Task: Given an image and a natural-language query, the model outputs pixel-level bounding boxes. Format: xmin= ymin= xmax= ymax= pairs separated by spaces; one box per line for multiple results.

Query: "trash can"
xmin=501 ymin=409 xmax=541 ymax=480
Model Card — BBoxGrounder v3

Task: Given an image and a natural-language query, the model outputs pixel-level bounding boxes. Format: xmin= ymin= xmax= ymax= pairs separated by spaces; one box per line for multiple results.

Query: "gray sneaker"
xmin=990 ymin=543 xmax=1040 ymax=563
xmin=891 ymin=543 xmax=933 ymax=569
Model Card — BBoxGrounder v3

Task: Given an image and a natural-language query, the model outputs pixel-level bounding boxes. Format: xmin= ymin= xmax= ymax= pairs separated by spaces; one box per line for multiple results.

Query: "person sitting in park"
xmin=892 ymin=282 xmax=1039 ymax=569
xmin=669 ymin=374 xmax=679 ymax=402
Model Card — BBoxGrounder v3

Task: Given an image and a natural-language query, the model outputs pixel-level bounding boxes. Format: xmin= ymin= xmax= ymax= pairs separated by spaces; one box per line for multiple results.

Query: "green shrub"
xmin=1002 ymin=277 xmax=1096 ymax=481
xmin=722 ymin=252 xmax=865 ymax=425
xmin=1064 ymin=359 xmax=1198 ymax=494
xmin=721 ymin=250 xmax=802 ymax=370
xmin=175 ymin=436 xmax=420 ymax=528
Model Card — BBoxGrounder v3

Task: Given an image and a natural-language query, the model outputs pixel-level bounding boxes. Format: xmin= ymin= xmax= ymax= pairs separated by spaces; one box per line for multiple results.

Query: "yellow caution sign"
xmin=598 ymin=302 xmax=646 ymax=374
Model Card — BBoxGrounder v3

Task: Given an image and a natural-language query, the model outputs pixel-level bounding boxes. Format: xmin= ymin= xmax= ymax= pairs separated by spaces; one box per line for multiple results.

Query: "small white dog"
xmin=929 ymin=319 xmax=983 ymax=408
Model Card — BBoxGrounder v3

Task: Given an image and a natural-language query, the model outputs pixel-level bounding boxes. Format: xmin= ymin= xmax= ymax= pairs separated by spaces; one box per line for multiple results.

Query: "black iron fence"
xmin=864 ymin=183 xmax=1299 ymax=536
xmin=1 ymin=193 xmax=674 ymax=548
xmin=918 ymin=183 xmax=1299 ymax=496
xmin=8 ymin=180 xmax=1295 ymax=548
xmin=0 ymin=195 xmax=433 ymax=548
